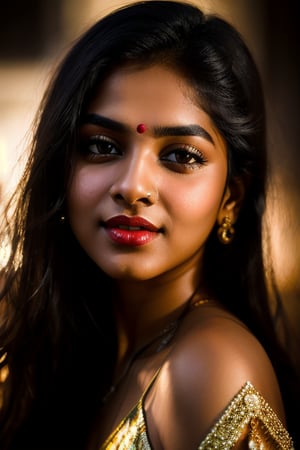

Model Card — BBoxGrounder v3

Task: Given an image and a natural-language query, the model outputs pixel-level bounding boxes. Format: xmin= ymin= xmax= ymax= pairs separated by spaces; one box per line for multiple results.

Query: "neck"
xmin=113 ymin=284 xmax=201 ymax=358
xmin=102 ymin=291 xmax=211 ymax=404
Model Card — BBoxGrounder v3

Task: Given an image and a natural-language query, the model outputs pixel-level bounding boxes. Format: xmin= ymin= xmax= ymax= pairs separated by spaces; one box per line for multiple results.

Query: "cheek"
xmin=67 ymin=166 xmax=106 ymax=213
xmin=166 ymin=175 xmax=226 ymax=227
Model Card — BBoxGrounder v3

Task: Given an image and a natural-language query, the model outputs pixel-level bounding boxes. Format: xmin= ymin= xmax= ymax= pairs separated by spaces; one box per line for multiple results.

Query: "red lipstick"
xmin=104 ymin=215 xmax=160 ymax=246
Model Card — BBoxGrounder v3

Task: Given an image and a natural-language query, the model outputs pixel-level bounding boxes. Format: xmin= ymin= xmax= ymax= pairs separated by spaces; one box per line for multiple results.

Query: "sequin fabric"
xmin=100 ymin=396 xmax=150 ymax=450
xmin=100 ymin=379 xmax=293 ymax=450
xmin=198 ymin=381 xmax=294 ymax=449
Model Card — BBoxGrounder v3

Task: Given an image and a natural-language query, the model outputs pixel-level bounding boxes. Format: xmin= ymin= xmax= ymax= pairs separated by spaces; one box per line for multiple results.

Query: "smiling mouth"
xmin=102 ymin=215 xmax=162 ymax=246
xmin=103 ymin=215 xmax=160 ymax=231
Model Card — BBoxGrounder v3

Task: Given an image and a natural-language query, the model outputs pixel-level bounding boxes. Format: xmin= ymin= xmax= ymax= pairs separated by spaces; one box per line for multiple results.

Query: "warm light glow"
xmin=0 ymin=137 xmax=6 ymax=179
xmin=0 ymin=233 xmax=11 ymax=270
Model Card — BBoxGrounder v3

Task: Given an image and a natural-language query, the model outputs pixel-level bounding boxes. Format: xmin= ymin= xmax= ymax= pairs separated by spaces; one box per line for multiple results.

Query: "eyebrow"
xmin=82 ymin=113 xmax=214 ymax=144
xmin=153 ymin=125 xmax=214 ymax=144
xmin=82 ymin=114 xmax=129 ymax=133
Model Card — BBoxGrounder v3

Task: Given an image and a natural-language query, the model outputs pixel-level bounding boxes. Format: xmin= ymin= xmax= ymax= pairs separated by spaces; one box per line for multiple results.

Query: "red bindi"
xmin=136 ymin=123 xmax=147 ymax=134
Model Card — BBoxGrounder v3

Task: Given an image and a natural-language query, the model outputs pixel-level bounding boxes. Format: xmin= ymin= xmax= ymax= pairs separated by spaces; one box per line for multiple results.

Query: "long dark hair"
xmin=0 ymin=1 xmax=298 ymax=448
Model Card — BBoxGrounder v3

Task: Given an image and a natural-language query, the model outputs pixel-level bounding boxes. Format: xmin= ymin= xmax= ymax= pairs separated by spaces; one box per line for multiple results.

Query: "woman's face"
xmin=67 ymin=65 xmax=236 ymax=281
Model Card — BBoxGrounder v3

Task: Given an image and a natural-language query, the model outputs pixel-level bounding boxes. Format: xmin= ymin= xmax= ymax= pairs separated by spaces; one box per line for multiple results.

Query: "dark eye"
xmin=161 ymin=144 xmax=207 ymax=170
xmin=82 ymin=135 xmax=121 ymax=160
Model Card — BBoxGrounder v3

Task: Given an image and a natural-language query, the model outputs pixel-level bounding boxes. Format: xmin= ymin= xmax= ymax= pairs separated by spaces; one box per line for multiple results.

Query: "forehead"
xmin=88 ymin=64 xmax=199 ymax=116
xmin=86 ymin=64 xmax=221 ymax=137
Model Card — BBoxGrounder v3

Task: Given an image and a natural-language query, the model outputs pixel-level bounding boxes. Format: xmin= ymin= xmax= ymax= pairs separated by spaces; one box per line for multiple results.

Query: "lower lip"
xmin=106 ymin=228 xmax=158 ymax=246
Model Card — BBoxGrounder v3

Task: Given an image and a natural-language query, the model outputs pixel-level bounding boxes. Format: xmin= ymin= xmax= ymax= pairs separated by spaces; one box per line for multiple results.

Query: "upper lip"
xmin=104 ymin=215 xmax=160 ymax=231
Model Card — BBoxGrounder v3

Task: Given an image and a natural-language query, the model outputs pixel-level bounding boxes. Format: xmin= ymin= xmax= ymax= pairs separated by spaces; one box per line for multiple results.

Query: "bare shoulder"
xmin=147 ymin=302 xmax=286 ymax=450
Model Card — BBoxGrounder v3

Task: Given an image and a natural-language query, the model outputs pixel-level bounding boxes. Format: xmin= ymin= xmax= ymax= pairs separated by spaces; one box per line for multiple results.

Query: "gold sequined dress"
xmin=100 ymin=370 xmax=294 ymax=450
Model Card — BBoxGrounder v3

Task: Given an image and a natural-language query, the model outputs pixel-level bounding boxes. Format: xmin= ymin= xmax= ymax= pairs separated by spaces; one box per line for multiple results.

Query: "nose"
xmin=109 ymin=151 xmax=158 ymax=206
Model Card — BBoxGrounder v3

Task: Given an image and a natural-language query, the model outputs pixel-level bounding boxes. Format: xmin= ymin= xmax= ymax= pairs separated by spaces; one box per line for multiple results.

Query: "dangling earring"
xmin=218 ymin=216 xmax=235 ymax=244
xmin=59 ymin=215 xmax=66 ymax=224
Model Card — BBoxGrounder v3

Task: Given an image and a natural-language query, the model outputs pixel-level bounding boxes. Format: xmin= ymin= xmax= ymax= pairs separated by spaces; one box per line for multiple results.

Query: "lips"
xmin=103 ymin=215 xmax=160 ymax=246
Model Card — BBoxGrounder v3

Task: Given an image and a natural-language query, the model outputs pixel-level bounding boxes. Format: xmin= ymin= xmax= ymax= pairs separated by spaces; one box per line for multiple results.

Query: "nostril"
xmin=111 ymin=193 xmax=155 ymax=206
xmin=110 ymin=186 xmax=157 ymax=205
xmin=141 ymin=196 xmax=152 ymax=205
xmin=114 ymin=193 xmax=124 ymax=201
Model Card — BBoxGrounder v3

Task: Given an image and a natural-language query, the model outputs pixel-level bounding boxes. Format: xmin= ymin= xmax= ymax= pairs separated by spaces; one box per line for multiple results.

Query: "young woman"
xmin=0 ymin=1 xmax=297 ymax=449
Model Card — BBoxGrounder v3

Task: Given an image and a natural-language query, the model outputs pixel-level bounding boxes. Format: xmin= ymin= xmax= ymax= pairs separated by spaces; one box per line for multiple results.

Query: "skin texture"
xmin=68 ymin=65 xmax=236 ymax=282
xmin=67 ymin=65 xmax=285 ymax=449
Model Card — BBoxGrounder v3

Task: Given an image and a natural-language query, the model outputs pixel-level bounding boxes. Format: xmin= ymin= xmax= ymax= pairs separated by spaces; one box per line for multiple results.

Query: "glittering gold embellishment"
xmin=198 ymin=382 xmax=294 ymax=449
xmin=244 ymin=393 xmax=260 ymax=412
xmin=100 ymin=380 xmax=294 ymax=449
xmin=100 ymin=397 xmax=151 ymax=450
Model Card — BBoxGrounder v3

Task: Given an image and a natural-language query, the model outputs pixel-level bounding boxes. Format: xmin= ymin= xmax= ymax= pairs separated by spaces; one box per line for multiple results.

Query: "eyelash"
xmin=82 ymin=135 xmax=121 ymax=158
xmin=161 ymin=144 xmax=208 ymax=170
xmin=80 ymin=135 xmax=208 ymax=170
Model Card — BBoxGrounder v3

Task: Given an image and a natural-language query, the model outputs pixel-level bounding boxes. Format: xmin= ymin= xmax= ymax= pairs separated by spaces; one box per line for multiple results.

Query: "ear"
xmin=217 ymin=177 xmax=245 ymax=226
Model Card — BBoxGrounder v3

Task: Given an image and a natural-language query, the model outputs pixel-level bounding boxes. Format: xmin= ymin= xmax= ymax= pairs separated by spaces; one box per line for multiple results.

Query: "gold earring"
xmin=218 ymin=216 xmax=235 ymax=244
